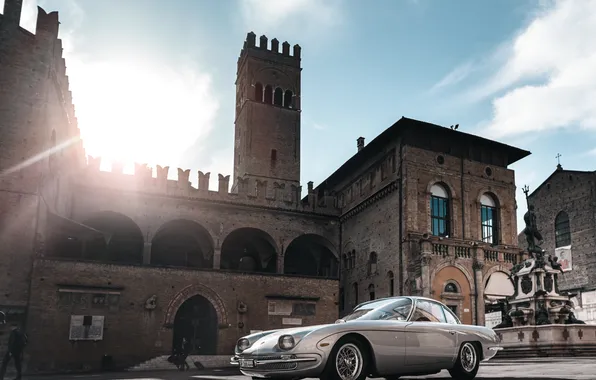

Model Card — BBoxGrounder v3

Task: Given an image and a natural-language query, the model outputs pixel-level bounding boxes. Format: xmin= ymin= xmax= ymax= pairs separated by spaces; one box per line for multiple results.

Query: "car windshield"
xmin=342 ymin=298 xmax=413 ymax=322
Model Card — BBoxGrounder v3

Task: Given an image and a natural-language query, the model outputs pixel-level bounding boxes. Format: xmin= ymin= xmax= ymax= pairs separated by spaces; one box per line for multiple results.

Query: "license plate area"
xmin=240 ymin=358 xmax=255 ymax=368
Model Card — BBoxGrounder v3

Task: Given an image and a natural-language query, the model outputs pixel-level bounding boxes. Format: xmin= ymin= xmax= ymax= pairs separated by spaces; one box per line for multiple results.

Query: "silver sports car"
xmin=230 ymin=296 xmax=502 ymax=380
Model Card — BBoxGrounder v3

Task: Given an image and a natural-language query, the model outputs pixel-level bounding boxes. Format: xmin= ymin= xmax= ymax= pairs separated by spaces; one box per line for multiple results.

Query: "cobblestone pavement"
xmin=17 ymin=358 xmax=596 ymax=380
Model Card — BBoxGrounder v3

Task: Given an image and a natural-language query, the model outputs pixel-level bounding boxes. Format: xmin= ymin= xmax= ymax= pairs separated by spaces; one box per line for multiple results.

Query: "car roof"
xmin=355 ymin=296 xmax=438 ymax=309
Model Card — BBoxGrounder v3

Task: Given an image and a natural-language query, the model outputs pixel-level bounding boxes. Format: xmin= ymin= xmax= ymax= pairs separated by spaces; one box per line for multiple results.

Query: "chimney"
xmin=357 ymin=137 xmax=365 ymax=152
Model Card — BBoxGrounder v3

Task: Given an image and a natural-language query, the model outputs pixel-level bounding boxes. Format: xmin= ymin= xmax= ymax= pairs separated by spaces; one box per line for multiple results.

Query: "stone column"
xmin=473 ymin=244 xmax=485 ymax=326
xmin=420 ymin=237 xmax=433 ymax=298
xmin=143 ymin=243 xmax=151 ymax=265
xmin=213 ymin=248 xmax=221 ymax=269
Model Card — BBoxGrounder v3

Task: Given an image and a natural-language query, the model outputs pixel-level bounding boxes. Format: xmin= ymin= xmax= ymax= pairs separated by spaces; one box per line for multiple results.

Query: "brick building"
xmin=518 ymin=164 xmax=596 ymax=323
xmin=0 ymin=1 xmax=530 ymax=373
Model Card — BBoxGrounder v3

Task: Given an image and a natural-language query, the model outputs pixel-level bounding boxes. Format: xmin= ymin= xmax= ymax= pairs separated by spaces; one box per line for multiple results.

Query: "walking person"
xmin=0 ymin=313 xmax=28 ymax=380
xmin=178 ymin=337 xmax=190 ymax=371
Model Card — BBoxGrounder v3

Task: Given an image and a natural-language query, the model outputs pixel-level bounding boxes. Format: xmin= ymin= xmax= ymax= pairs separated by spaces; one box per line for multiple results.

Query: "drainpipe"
xmin=461 ymin=157 xmax=465 ymax=239
xmin=398 ymin=140 xmax=404 ymax=296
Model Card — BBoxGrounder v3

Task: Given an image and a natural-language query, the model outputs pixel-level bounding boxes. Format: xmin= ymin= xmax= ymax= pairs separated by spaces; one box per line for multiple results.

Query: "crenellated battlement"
xmin=82 ymin=157 xmax=340 ymax=216
xmin=0 ymin=0 xmax=86 ymax=180
xmin=238 ymin=31 xmax=301 ymax=69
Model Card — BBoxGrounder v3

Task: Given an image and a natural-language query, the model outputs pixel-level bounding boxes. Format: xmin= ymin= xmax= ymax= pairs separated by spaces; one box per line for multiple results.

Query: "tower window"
xmin=274 ymin=87 xmax=283 ymax=106
xmin=271 ymin=149 xmax=277 ymax=162
xmin=264 ymin=85 xmax=273 ymax=104
xmin=284 ymin=90 xmax=293 ymax=108
xmin=254 ymin=82 xmax=263 ymax=102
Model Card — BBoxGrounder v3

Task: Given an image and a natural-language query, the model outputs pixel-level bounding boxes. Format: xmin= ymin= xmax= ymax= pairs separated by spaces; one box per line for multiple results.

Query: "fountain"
xmin=493 ymin=185 xmax=595 ymax=358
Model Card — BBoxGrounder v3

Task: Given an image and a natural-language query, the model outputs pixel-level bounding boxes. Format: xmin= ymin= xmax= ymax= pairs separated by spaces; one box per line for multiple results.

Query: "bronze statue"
xmin=522 ymin=204 xmax=544 ymax=255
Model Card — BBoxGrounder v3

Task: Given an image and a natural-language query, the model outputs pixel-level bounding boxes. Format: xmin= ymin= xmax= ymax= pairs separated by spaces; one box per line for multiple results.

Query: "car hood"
xmin=241 ymin=323 xmax=334 ymax=354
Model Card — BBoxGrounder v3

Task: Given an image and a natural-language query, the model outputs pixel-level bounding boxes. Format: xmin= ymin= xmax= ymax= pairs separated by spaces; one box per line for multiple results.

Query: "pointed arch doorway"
xmin=172 ymin=295 xmax=218 ymax=355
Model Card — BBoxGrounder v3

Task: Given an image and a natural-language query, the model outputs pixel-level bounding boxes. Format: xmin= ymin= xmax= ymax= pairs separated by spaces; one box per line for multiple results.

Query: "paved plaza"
xmin=16 ymin=357 xmax=596 ymax=380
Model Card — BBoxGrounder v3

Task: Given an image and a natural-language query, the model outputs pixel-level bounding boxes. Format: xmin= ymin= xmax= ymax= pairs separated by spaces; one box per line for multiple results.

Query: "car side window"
xmin=411 ymin=300 xmax=447 ymax=323
xmin=442 ymin=306 xmax=460 ymax=324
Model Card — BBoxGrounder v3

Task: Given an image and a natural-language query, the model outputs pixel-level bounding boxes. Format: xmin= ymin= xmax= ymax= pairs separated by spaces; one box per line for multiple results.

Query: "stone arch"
xmin=150 ymin=219 xmax=215 ymax=268
xmin=284 ymin=234 xmax=339 ymax=278
xmin=220 ymin=227 xmax=278 ymax=273
xmin=80 ymin=211 xmax=144 ymax=264
xmin=484 ymin=270 xmax=514 ymax=300
xmin=263 ymin=85 xmax=273 ymax=104
xmin=283 ymin=90 xmax=293 ymax=108
xmin=476 ymin=189 xmax=502 ymax=208
xmin=163 ymin=283 xmax=228 ymax=328
xmin=431 ymin=263 xmax=473 ymax=324
xmin=425 ymin=179 xmax=457 ymax=199
xmin=254 ymin=82 xmax=264 ymax=102
xmin=273 ymin=87 xmax=283 ymax=106
xmin=343 ymin=241 xmax=355 ymax=271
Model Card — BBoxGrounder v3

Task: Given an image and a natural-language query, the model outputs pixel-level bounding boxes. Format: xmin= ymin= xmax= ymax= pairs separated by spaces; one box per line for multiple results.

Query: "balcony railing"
xmin=411 ymin=233 xmax=521 ymax=265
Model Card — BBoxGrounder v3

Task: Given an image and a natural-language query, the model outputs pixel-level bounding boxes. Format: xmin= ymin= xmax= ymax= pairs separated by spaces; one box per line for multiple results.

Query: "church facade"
xmin=1 ymin=1 xmax=529 ymax=373
xmin=518 ymin=165 xmax=596 ymax=323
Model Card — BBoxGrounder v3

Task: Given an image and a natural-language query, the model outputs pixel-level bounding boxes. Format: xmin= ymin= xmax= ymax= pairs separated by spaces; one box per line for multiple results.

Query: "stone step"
xmin=127 ymin=355 xmax=233 ymax=371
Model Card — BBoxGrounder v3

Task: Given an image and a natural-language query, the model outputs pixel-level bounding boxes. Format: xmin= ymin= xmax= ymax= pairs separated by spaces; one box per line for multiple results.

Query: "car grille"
xmin=241 ymin=355 xmax=282 ymax=361
xmin=259 ymin=362 xmax=298 ymax=370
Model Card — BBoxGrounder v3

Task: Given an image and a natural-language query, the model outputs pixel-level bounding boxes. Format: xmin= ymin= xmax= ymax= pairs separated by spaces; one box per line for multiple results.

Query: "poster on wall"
xmin=69 ymin=315 xmax=104 ymax=341
xmin=554 ymin=245 xmax=572 ymax=272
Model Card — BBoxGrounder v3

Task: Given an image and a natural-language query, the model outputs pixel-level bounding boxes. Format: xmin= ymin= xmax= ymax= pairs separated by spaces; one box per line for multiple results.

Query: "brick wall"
xmin=521 ymin=169 xmax=596 ymax=291
xmin=403 ymin=146 xmax=518 ymax=245
xmin=27 ymin=259 xmax=339 ymax=372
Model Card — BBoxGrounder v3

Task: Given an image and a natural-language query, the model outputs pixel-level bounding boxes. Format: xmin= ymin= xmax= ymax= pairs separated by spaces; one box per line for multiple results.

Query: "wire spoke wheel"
xmin=335 ymin=343 xmax=363 ymax=380
xmin=460 ymin=342 xmax=477 ymax=373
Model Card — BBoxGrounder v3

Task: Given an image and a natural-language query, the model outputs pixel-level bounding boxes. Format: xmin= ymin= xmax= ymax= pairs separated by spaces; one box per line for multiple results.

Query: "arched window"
xmin=368 ymin=284 xmax=375 ymax=300
xmin=350 ymin=250 xmax=356 ymax=269
xmin=444 ymin=282 xmax=458 ymax=293
xmin=254 ymin=82 xmax=263 ymax=102
xmin=368 ymin=252 xmax=378 ymax=274
xmin=264 ymin=85 xmax=273 ymax=104
xmin=430 ymin=183 xmax=450 ymax=237
xmin=273 ymin=87 xmax=283 ymax=106
xmin=353 ymin=282 xmax=359 ymax=306
xmin=284 ymin=90 xmax=293 ymax=108
xmin=480 ymin=193 xmax=498 ymax=244
xmin=388 ymin=271 xmax=395 ymax=296
xmin=555 ymin=211 xmax=571 ymax=248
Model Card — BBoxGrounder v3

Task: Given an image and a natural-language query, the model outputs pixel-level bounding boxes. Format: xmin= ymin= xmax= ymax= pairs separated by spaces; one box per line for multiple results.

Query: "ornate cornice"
xmin=340 ymin=180 xmax=400 ymax=222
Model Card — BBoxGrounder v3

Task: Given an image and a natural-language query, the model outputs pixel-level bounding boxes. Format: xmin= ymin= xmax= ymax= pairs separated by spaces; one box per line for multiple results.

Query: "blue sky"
xmin=4 ymin=0 xmax=596 ymax=233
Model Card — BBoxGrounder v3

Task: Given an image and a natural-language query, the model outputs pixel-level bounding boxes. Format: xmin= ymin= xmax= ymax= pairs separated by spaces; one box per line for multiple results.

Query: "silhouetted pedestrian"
xmin=0 ymin=315 xmax=28 ymax=380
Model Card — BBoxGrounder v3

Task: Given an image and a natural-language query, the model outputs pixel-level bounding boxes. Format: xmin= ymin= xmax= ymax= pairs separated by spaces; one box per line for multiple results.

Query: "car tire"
xmin=324 ymin=337 xmax=369 ymax=380
xmin=448 ymin=342 xmax=480 ymax=380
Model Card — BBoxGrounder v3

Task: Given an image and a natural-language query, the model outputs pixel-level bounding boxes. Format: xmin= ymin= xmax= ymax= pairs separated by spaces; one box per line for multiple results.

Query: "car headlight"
xmin=237 ymin=338 xmax=251 ymax=352
xmin=278 ymin=335 xmax=295 ymax=350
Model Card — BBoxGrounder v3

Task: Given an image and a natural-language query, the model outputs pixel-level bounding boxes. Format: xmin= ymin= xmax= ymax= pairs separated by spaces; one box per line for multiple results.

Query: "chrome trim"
xmin=488 ymin=346 xmax=503 ymax=351
xmin=255 ymin=357 xmax=317 ymax=365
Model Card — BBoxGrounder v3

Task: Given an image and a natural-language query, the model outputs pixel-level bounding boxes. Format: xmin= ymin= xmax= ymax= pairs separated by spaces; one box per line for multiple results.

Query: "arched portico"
xmin=150 ymin=219 xmax=214 ymax=268
xmin=284 ymin=234 xmax=339 ymax=278
xmin=220 ymin=228 xmax=278 ymax=273
xmin=80 ymin=211 xmax=144 ymax=264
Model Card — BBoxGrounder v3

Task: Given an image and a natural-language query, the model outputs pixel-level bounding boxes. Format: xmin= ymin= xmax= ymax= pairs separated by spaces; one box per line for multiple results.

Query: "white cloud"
xmin=587 ymin=148 xmax=596 ymax=156
xmin=45 ymin=1 xmax=220 ymax=178
xmin=239 ymin=0 xmax=344 ymax=38
xmin=429 ymin=61 xmax=475 ymax=93
xmin=460 ymin=0 xmax=596 ymax=139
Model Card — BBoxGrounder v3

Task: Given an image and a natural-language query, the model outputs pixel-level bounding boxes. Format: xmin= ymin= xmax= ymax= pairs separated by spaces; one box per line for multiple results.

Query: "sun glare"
xmin=66 ymin=59 xmax=219 ymax=174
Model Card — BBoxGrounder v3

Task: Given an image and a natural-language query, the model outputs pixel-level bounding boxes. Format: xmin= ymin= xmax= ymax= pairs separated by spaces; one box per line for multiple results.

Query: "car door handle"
xmin=449 ymin=330 xmax=456 ymax=335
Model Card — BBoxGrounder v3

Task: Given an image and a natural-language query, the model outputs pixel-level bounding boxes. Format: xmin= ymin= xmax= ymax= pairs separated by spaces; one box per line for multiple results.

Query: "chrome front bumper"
xmin=482 ymin=346 xmax=503 ymax=361
xmin=230 ymin=353 xmax=324 ymax=378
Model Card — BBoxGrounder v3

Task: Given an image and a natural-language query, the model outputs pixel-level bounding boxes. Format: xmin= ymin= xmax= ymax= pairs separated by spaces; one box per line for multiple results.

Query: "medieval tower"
xmin=232 ymin=32 xmax=302 ymax=199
